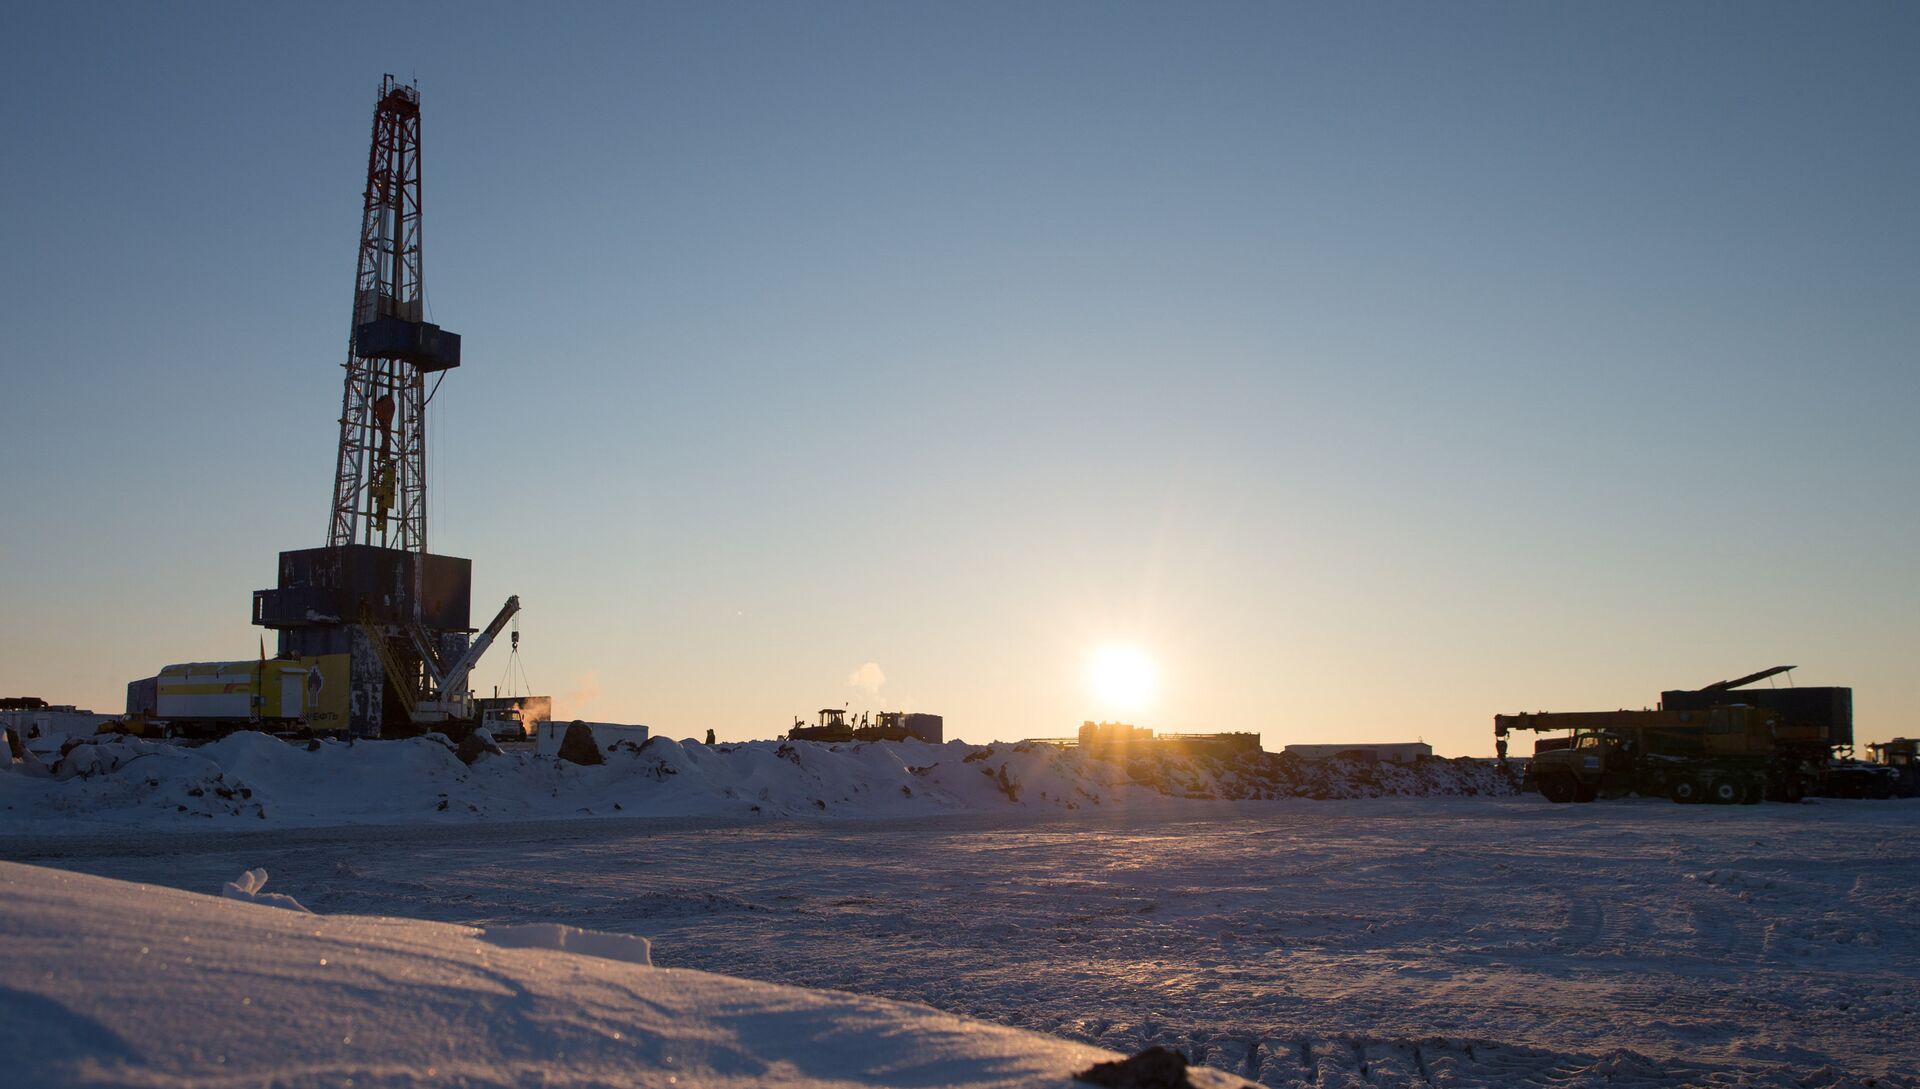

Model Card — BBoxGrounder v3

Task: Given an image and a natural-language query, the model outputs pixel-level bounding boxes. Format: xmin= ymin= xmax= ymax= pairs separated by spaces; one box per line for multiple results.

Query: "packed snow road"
xmin=8 ymin=797 xmax=1916 ymax=1088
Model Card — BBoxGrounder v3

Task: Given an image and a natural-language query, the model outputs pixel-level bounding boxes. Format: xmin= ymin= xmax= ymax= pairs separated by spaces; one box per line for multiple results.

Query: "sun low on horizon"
xmin=1086 ymin=644 xmax=1157 ymax=719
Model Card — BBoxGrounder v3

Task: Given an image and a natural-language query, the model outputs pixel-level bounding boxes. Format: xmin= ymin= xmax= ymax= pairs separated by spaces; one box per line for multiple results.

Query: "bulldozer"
xmin=785 ymin=708 xmax=855 ymax=743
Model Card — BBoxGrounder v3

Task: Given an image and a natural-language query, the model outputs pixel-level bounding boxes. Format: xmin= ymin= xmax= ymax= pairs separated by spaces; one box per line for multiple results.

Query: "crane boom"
xmin=1695 ymin=666 xmax=1795 ymax=693
xmin=440 ymin=595 xmax=520 ymax=699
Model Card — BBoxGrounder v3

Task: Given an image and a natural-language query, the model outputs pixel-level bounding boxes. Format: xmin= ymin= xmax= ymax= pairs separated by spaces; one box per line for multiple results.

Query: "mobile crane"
xmin=1496 ymin=704 xmax=1783 ymax=805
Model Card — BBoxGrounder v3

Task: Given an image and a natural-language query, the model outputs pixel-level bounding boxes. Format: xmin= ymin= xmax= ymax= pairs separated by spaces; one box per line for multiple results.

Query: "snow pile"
xmin=0 ymin=731 xmax=1514 ymax=830
xmin=0 ymin=861 xmax=1255 ymax=1089
xmin=4 ymin=735 xmax=268 ymax=821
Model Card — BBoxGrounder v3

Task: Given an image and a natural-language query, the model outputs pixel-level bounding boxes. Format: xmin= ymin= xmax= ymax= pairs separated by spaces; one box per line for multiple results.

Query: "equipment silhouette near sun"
xmin=1088 ymin=645 xmax=1156 ymax=714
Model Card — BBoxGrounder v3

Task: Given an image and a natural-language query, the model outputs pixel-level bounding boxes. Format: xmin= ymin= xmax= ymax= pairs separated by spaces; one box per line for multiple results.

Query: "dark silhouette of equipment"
xmin=785 ymin=708 xmax=943 ymax=743
xmin=1659 ymin=665 xmax=1861 ymax=798
xmin=1497 ymin=666 xmax=1887 ymax=804
xmin=1868 ymin=739 xmax=1920 ymax=798
xmin=1496 ymin=705 xmax=1779 ymax=805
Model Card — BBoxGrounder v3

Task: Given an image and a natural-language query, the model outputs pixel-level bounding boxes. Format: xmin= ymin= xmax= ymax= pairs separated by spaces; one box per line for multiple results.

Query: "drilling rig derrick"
xmin=330 ymin=76 xmax=460 ymax=554
xmin=248 ymin=75 xmax=505 ymax=739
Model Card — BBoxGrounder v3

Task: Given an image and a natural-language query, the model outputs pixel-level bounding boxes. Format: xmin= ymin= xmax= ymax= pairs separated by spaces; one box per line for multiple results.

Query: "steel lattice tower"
xmin=255 ymin=74 xmax=481 ymax=740
xmin=328 ymin=75 xmax=461 ymax=553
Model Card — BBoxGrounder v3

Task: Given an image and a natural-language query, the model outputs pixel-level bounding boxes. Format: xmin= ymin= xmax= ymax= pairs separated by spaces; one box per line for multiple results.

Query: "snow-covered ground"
xmin=9 ymin=797 xmax=1916 ymax=1088
xmin=0 ymin=732 xmax=1512 ymax=829
xmin=0 ymin=861 xmax=1255 ymax=1088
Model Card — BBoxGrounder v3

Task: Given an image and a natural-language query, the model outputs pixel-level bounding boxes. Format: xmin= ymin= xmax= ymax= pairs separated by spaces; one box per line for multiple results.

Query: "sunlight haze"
xmin=1 ymin=2 xmax=1914 ymax=755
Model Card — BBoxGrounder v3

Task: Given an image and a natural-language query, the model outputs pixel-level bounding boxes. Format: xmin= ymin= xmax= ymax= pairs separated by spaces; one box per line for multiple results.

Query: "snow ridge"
xmin=1 ymin=732 xmax=1514 ymax=830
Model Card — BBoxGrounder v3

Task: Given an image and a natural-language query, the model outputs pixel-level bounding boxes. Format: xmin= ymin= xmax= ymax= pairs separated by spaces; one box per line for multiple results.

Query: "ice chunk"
xmin=478 ymin=922 xmax=652 ymax=967
xmin=220 ymin=868 xmax=313 ymax=913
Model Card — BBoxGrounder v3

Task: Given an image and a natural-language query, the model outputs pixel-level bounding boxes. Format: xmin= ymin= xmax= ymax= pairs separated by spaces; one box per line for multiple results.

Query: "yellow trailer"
xmin=151 ymin=659 xmax=331 ymax=736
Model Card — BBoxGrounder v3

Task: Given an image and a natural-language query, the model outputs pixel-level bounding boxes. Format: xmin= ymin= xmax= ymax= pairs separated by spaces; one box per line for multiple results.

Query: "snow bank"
xmin=0 ymin=861 xmax=1254 ymax=1089
xmin=0 ymin=732 xmax=1515 ymax=830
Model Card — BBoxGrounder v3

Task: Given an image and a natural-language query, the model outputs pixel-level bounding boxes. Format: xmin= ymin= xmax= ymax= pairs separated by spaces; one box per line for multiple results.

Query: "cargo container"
xmin=150 ymin=660 xmax=323 ymax=735
xmin=901 ymin=713 xmax=944 ymax=744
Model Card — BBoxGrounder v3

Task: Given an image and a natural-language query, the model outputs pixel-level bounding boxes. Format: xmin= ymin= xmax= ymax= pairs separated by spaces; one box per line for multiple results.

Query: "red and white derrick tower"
xmin=329 ymin=75 xmax=461 ymax=553
xmin=255 ymin=75 xmax=504 ymax=740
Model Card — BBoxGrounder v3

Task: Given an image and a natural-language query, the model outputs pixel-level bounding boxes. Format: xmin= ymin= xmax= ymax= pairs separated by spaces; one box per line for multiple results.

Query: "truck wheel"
xmin=1538 ymin=773 xmax=1577 ymax=804
xmin=1573 ymin=781 xmax=1599 ymax=803
xmin=1671 ymin=780 xmax=1701 ymax=805
xmin=1779 ymin=775 xmax=1807 ymax=804
xmin=1708 ymin=778 xmax=1741 ymax=805
xmin=1739 ymin=779 xmax=1764 ymax=805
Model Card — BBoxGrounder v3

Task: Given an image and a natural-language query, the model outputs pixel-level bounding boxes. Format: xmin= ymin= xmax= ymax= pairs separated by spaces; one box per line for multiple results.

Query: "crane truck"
xmin=1496 ymin=667 xmax=1899 ymax=804
xmin=361 ymin=594 xmax=522 ymax=737
xmin=1496 ymin=703 xmax=1785 ymax=805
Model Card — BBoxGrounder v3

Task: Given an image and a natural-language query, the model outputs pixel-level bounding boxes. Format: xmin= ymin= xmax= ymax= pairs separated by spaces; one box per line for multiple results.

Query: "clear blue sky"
xmin=3 ymin=2 xmax=1915 ymax=753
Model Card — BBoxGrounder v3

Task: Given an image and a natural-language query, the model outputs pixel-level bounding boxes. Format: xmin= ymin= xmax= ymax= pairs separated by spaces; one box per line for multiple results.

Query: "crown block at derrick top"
xmin=252 ymin=545 xmax=472 ymax=632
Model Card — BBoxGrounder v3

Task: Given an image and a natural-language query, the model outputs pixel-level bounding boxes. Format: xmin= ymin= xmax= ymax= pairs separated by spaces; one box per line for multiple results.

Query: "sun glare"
xmin=1088 ymin=644 xmax=1156 ymax=714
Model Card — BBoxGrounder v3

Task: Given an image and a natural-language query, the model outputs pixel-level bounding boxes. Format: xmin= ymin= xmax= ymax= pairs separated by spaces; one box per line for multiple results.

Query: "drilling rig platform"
xmin=127 ymin=77 xmax=526 ymax=740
